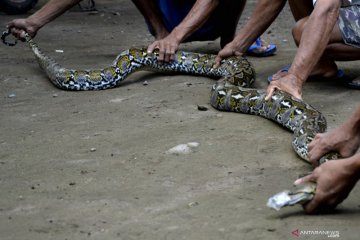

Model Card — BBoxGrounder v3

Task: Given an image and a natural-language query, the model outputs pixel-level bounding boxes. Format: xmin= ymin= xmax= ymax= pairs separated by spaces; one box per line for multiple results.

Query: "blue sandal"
xmin=267 ymin=65 xmax=290 ymax=83
xmin=246 ymin=37 xmax=277 ymax=57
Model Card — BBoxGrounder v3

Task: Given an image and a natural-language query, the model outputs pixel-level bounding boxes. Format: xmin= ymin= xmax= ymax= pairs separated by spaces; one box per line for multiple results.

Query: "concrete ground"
xmin=1 ymin=1 xmax=360 ymax=239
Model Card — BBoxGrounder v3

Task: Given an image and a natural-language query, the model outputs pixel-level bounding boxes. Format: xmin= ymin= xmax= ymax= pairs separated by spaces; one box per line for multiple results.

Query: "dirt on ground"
xmin=1 ymin=1 xmax=360 ymax=239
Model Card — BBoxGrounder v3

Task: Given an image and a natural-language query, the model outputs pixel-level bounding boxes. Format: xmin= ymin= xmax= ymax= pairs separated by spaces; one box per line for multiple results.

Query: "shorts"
xmin=338 ymin=5 xmax=360 ymax=48
xmin=146 ymin=0 xmax=223 ymax=42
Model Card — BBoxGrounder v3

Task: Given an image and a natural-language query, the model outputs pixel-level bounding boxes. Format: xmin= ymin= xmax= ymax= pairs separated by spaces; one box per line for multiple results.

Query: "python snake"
xmin=2 ymin=29 xmax=340 ymax=210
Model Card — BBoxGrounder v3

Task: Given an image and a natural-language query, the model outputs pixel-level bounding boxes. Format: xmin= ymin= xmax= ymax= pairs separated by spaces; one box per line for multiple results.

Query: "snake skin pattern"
xmin=25 ymin=34 xmax=254 ymax=90
xmin=20 ymin=32 xmax=340 ymax=209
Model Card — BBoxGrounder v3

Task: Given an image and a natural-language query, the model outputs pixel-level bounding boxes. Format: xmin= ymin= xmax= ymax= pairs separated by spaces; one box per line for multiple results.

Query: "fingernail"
xmin=294 ymin=179 xmax=302 ymax=185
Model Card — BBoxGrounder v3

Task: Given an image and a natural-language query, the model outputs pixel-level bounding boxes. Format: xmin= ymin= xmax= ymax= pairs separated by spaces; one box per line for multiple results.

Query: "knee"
xmin=292 ymin=17 xmax=308 ymax=46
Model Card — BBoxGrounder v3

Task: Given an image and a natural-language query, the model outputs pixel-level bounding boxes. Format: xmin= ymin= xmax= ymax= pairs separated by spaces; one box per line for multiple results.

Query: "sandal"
xmin=246 ymin=37 xmax=277 ymax=57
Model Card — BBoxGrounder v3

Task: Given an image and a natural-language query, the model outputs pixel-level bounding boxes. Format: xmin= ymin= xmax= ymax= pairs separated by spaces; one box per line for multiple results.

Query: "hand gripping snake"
xmin=2 ymin=29 xmax=340 ymax=210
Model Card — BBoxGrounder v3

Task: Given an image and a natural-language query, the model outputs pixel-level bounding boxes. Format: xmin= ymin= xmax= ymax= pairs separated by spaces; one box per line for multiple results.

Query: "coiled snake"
xmin=2 ymin=29 xmax=340 ymax=210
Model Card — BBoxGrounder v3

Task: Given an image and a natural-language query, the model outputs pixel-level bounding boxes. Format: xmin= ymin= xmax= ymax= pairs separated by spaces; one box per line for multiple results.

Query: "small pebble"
xmin=197 ymin=105 xmax=208 ymax=111
xmin=143 ymin=81 xmax=149 ymax=86
xmin=166 ymin=142 xmax=200 ymax=155
xmin=187 ymin=142 xmax=200 ymax=148
xmin=52 ymin=93 xmax=58 ymax=98
xmin=55 ymin=49 xmax=64 ymax=53
xmin=8 ymin=93 xmax=16 ymax=98
xmin=90 ymin=148 xmax=96 ymax=152
xmin=166 ymin=144 xmax=191 ymax=155
xmin=188 ymin=202 xmax=199 ymax=207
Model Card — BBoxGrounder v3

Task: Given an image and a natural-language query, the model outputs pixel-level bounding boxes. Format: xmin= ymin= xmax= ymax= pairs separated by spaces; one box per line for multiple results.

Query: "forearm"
xmin=231 ymin=0 xmax=286 ymax=52
xmin=27 ymin=0 xmax=82 ymax=29
xmin=172 ymin=0 xmax=219 ymax=42
xmin=342 ymin=105 xmax=360 ymax=134
xmin=345 ymin=153 xmax=360 ymax=180
xmin=289 ymin=0 xmax=341 ymax=85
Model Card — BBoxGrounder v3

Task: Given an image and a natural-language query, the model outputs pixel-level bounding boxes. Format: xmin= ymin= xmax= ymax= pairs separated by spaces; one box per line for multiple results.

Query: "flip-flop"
xmin=246 ymin=38 xmax=277 ymax=57
xmin=344 ymin=77 xmax=360 ymax=90
xmin=267 ymin=65 xmax=290 ymax=83
xmin=267 ymin=66 xmax=345 ymax=83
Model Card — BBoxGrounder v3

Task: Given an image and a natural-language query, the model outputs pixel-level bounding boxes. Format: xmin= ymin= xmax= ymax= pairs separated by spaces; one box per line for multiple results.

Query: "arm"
xmin=308 ymin=105 xmax=360 ymax=165
xmin=295 ymin=104 xmax=360 ymax=213
xmin=147 ymin=0 xmax=219 ymax=62
xmin=265 ymin=0 xmax=341 ymax=100
xmin=7 ymin=0 xmax=82 ymax=39
xmin=214 ymin=0 xmax=286 ymax=67
xmin=294 ymin=154 xmax=360 ymax=214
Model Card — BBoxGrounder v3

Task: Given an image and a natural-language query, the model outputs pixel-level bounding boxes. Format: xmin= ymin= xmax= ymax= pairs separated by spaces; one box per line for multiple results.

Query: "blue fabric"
xmin=147 ymin=0 xmax=222 ymax=41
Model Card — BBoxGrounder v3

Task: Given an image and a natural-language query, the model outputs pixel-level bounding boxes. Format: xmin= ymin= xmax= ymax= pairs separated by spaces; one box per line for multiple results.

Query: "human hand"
xmin=214 ymin=42 xmax=243 ymax=68
xmin=265 ymin=72 xmax=303 ymax=101
xmin=7 ymin=18 xmax=39 ymax=40
xmin=147 ymin=32 xmax=181 ymax=63
xmin=294 ymin=158 xmax=359 ymax=214
xmin=309 ymin=127 xmax=360 ymax=166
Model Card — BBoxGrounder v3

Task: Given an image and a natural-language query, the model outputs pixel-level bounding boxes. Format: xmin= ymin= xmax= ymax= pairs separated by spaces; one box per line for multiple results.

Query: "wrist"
xmin=172 ymin=26 xmax=186 ymax=43
xmin=340 ymin=111 xmax=360 ymax=140
xmin=26 ymin=16 xmax=43 ymax=31
xmin=288 ymin=70 xmax=305 ymax=88
xmin=231 ymin=37 xmax=247 ymax=53
xmin=345 ymin=154 xmax=360 ymax=180
xmin=350 ymin=112 xmax=360 ymax=133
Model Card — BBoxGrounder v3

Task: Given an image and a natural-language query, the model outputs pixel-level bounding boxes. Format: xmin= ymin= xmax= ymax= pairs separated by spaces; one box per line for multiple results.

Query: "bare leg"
xmin=292 ymin=16 xmax=360 ymax=78
xmin=218 ymin=0 xmax=246 ymax=48
xmin=325 ymin=42 xmax=360 ymax=87
xmin=288 ymin=0 xmax=313 ymax=21
xmin=220 ymin=0 xmax=277 ymax=55
xmin=131 ymin=0 xmax=169 ymax=40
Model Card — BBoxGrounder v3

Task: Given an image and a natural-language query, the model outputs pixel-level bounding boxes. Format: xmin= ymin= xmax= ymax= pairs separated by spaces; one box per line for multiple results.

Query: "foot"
xmin=309 ymin=60 xmax=338 ymax=79
xmin=246 ymin=37 xmax=277 ymax=57
xmin=268 ymin=64 xmax=344 ymax=83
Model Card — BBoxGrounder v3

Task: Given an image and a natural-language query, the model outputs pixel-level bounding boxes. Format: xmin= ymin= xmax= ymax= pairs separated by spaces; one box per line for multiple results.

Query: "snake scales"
xmin=3 ymin=30 xmax=340 ymax=210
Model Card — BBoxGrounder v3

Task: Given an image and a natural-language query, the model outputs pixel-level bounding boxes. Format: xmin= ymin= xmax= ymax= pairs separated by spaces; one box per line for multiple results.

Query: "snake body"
xmin=26 ymin=35 xmax=254 ymax=91
xmin=21 ymin=33 xmax=339 ymax=209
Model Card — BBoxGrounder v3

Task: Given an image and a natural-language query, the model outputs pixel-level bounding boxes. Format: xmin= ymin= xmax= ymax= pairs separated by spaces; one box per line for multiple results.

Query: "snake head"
xmin=1 ymin=28 xmax=17 ymax=46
